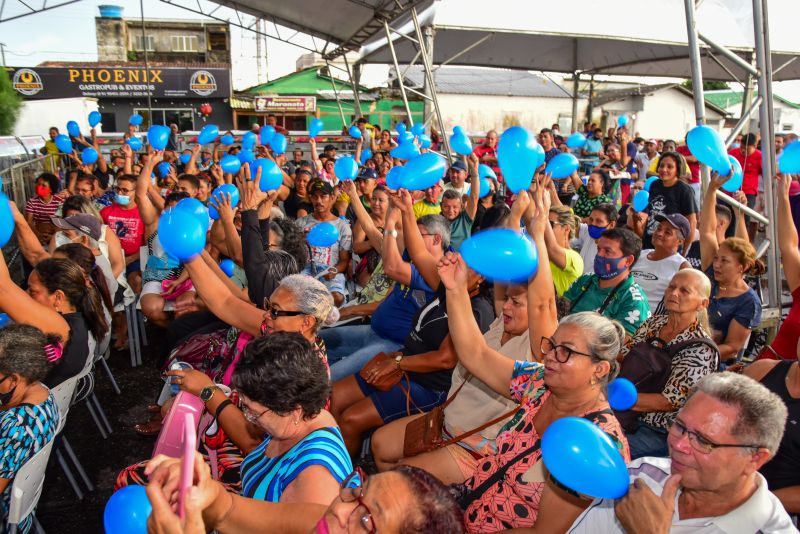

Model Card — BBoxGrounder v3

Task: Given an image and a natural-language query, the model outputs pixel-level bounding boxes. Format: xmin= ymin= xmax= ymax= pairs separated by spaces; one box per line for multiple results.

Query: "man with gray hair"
xmin=568 ymin=373 xmax=796 ymax=533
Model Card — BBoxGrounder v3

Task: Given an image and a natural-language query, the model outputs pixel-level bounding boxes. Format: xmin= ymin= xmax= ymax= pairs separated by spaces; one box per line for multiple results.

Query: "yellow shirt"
xmin=551 ymin=248 xmax=584 ymax=297
xmin=413 ymin=200 xmax=441 ymax=219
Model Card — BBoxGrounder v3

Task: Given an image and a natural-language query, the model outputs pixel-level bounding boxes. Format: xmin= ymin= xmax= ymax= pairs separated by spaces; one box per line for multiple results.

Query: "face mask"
xmin=587 ymin=224 xmax=606 ymax=239
xmin=731 ymin=143 xmax=740 ymax=149
xmin=594 ymin=254 xmax=629 ymax=280
xmin=115 ymin=194 xmax=131 ymax=206
xmin=314 ymin=518 xmax=330 ymax=534
xmin=36 ymin=185 xmax=51 ymax=197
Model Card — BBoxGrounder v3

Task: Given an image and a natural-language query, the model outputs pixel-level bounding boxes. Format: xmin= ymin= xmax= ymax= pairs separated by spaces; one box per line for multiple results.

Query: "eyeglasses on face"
xmin=540 ymin=336 xmax=594 ymax=363
xmin=240 ymin=401 xmax=269 ymax=425
xmin=669 ymin=419 xmax=762 ymax=455
xmin=340 ymin=468 xmax=376 ymax=534
xmin=262 ymin=298 xmax=306 ymax=320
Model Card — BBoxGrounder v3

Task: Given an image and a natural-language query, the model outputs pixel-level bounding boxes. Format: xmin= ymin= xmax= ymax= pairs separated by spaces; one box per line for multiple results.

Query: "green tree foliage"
xmin=682 ymin=79 xmax=730 ymax=91
xmin=0 ymin=70 xmax=22 ymax=136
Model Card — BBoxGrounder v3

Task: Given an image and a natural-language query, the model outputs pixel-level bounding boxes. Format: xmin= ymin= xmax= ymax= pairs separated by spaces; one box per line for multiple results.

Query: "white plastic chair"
xmin=6 ymin=439 xmax=55 ymax=534
xmin=50 ymin=377 xmax=94 ymax=500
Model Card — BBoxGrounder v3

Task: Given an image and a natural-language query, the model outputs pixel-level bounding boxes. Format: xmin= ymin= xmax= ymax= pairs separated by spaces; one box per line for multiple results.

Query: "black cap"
xmin=654 ymin=213 xmax=691 ymax=240
xmin=356 ymin=168 xmax=377 ymax=180
xmin=308 ymin=180 xmax=334 ymax=195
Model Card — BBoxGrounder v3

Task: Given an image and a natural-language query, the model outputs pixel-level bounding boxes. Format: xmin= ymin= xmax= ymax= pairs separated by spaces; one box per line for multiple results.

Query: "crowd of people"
xmin=0 ymin=115 xmax=798 ymax=533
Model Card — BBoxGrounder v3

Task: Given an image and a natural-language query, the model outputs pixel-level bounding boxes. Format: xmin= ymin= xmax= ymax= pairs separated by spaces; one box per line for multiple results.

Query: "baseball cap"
xmin=450 ymin=160 xmax=468 ymax=172
xmin=356 ymin=168 xmax=378 ymax=180
xmin=51 ymin=214 xmax=102 ymax=241
xmin=646 ymin=138 xmax=658 ymax=145
xmin=654 ymin=213 xmax=690 ymax=239
xmin=308 ymin=180 xmax=334 ymax=195
xmin=323 ymin=144 xmax=336 ymax=152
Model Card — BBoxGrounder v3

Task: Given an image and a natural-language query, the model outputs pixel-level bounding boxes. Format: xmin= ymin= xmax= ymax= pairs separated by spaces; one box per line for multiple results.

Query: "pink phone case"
xmin=178 ymin=412 xmax=197 ymax=520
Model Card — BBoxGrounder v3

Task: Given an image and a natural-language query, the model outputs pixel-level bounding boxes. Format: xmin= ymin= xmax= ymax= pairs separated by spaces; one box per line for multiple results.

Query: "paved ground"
xmin=37 ymin=326 xmax=167 ymax=532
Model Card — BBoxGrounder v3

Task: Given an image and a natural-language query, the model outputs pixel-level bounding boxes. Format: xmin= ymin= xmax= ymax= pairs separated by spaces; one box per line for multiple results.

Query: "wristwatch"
xmin=384 ymin=229 xmax=398 ymax=238
xmin=394 ymin=354 xmax=404 ymax=370
xmin=200 ymin=386 xmax=218 ymax=404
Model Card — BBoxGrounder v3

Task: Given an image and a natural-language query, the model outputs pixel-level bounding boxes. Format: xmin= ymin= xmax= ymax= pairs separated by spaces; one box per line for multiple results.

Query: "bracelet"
xmin=214 ymin=399 xmax=233 ymax=420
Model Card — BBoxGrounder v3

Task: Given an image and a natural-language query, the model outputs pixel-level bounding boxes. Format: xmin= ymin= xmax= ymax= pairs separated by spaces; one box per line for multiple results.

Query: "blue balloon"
xmin=721 ymin=155 xmax=744 ymax=193
xmin=198 ymin=124 xmax=219 ymax=145
xmin=498 ymin=126 xmax=542 ymax=193
xmin=608 ymin=378 xmax=638 ymax=411
xmin=334 ymin=156 xmax=358 ymax=181
xmin=478 ymin=164 xmax=497 ymax=180
xmin=396 ymin=122 xmax=407 ymax=136
xmin=260 ymin=125 xmax=276 ymax=146
xmin=390 ymin=142 xmax=420 ymax=161
xmin=411 ymin=123 xmax=425 ymax=137
xmin=129 ymin=114 xmax=144 ymax=126
xmin=386 ymin=166 xmax=405 ymax=190
xmin=103 ymin=485 xmax=152 ymax=534
xmin=237 ymin=149 xmax=255 ymax=164
xmin=309 ymin=118 xmax=324 ymax=138
xmin=66 ymin=120 xmax=81 ymax=138
xmin=643 ymin=176 xmax=659 ymax=192
xmin=126 ymin=136 xmax=143 ymax=151
xmin=687 ymin=125 xmax=729 ymax=174
xmin=477 ymin=177 xmax=492 ymax=198
xmin=349 ymin=125 xmax=362 ymax=139
xmin=360 ymin=148 xmax=373 ymax=165
xmin=618 ymin=115 xmax=629 ymax=127
xmin=220 ymin=134 xmax=235 ymax=146
xmin=0 ymin=314 xmax=10 ymax=329
xmin=250 ymin=159 xmax=283 ymax=192
xmin=566 ymin=132 xmax=587 ymax=149
xmin=632 ymin=190 xmax=650 ymax=212
xmin=147 ymin=125 xmax=169 ymax=150
xmin=219 ymin=258 xmax=235 ymax=277
xmin=541 ymin=417 xmax=629 ymax=499
xmin=81 ymin=147 xmax=98 ymax=165
xmin=156 ymin=162 xmax=172 ymax=178
xmin=220 ymin=154 xmax=242 ymax=174
xmin=460 ymin=229 xmax=539 ymax=283
xmin=307 ymin=222 xmax=340 ymax=247
xmin=545 ymin=153 xmax=580 ymax=179
xmin=88 ymin=111 xmax=102 ymax=128
xmin=241 ymin=132 xmax=256 ymax=150
xmin=179 ymin=153 xmax=191 ymax=165
xmin=55 ymin=134 xmax=73 ymax=154
xmin=779 ymin=141 xmax=800 ymax=174
xmin=174 ymin=198 xmax=209 ymax=234
xmin=450 ymin=128 xmax=473 ymax=156
xmin=270 ymin=133 xmax=287 ymax=155
xmin=398 ymin=131 xmax=415 ymax=145
xmin=0 ymin=192 xmax=14 ymax=248
xmin=400 ymin=153 xmax=447 ymax=191
xmin=208 ymin=184 xmax=240 ymax=220
xmin=419 ymin=134 xmax=432 ymax=149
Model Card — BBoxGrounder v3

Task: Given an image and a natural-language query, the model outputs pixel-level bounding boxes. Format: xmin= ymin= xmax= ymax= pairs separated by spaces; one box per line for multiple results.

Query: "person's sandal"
xmin=134 ymin=418 xmax=163 ymax=436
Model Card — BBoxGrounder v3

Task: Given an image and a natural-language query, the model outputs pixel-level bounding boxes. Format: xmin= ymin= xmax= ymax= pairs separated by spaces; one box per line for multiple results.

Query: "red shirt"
xmin=676 ymin=145 xmax=700 ymax=184
xmin=763 ymin=285 xmax=800 ymax=360
xmin=727 ymin=147 xmax=763 ymax=195
xmin=25 ymin=195 xmax=65 ymax=224
xmin=473 ymin=144 xmax=502 ymax=179
xmin=101 ymin=204 xmax=145 ymax=256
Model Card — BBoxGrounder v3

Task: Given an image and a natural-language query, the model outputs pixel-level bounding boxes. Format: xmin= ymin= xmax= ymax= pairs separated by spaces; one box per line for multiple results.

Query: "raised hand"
xmin=210 ymin=192 xmax=236 ymax=224
xmin=437 ymin=252 xmax=469 ymax=291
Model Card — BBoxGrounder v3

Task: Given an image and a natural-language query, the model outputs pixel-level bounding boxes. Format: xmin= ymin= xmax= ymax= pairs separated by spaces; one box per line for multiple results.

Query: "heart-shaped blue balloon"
xmin=390 ymin=142 xmax=420 ymax=161
xmin=198 ymin=124 xmax=219 ymax=145
xmin=411 ymin=123 xmax=425 ymax=137
xmin=88 ymin=111 xmax=102 ymax=128
xmin=450 ymin=128 xmax=473 ymax=156
xmin=396 ymin=123 xmax=407 ymax=136
xmin=55 ymin=134 xmax=73 ymax=154
xmin=250 ymin=159 xmax=283 ymax=192
xmin=360 ymin=148 xmax=373 ymax=165
xmin=419 ymin=134 xmax=432 ymax=149
xmin=460 ymin=228 xmax=539 ymax=283
xmin=478 ymin=164 xmax=497 ymax=181
xmin=643 ymin=176 xmax=659 ymax=192
xmin=309 ymin=118 xmax=324 ymax=138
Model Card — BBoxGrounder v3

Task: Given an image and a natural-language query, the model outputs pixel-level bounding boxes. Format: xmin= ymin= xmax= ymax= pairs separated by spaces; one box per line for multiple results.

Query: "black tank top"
xmin=758 ymin=360 xmax=800 ymax=490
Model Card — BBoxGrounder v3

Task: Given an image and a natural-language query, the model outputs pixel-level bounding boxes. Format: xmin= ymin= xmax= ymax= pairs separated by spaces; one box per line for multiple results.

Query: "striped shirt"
xmin=567 ymin=456 xmax=798 ymax=534
xmin=240 ymin=427 xmax=352 ymax=502
xmin=24 ymin=196 xmax=65 ymax=224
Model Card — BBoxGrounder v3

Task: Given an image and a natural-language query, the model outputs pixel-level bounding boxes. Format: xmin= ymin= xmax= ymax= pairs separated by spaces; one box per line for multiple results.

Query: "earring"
xmin=590 ymin=377 xmax=598 ymax=386
xmin=293 ymin=420 xmax=299 ymax=426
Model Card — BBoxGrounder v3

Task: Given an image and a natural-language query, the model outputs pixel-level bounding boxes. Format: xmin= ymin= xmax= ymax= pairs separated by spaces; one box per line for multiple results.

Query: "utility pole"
xmin=0 ymin=43 xmax=6 ymax=67
xmin=255 ymin=18 xmax=264 ymax=84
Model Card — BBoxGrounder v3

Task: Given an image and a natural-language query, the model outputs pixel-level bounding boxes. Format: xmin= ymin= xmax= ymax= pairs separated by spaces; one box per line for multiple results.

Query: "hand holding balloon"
xmin=209 ymin=192 xmax=237 ymax=223
xmin=437 ymin=252 xmax=469 ymax=291
xmin=103 ymin=485 xmax=152 ymax=534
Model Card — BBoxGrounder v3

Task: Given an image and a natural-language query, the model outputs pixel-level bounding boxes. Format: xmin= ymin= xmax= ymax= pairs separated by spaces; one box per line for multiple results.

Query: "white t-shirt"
xmin=573 ymin=224 xmax=598 ymax=276
xmin=442 ymin=181 xmax=470 ymax=198
xmin=631 ymin=249 xmax=688 ymax=312
xmin=567 ymin=456 xmax=797 ymax=534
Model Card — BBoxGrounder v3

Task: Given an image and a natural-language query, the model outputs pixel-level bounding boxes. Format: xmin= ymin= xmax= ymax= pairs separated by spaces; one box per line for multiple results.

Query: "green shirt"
xmin=563 ymin=273 xmax=651 ymax=334
xmin=551 ymin=249 xmax=583 ymax=297
xmin=449 ymin=211 xmax=474 ymax=251
xmin=573 ymin=186 xmax=613 ymax=218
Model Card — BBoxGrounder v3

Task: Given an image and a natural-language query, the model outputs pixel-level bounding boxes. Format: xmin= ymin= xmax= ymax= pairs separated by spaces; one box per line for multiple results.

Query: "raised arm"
xmin=341 ymin=179 xmax=383 ymax=253
xmin=465 ymin=154 xmax=481 ymax=220
xmin=395 ymin=188 xmax=440 ymax=289
xmin=380 ymin=205 xmax=411 ymax=286
xmin=10 ymin=202 xmax=50 ymax=266
xmin=136 ymin=151 xmax=161 ymax=232
xmin=209 ymin=193 xmax=243 ymax=266
xmin=185 ymin=144 xmax=201 ymax=176
xmin=776 ymin=174 xmax=800 ymax=291
xmin=699 ymin=173 xmax=725 ymax=271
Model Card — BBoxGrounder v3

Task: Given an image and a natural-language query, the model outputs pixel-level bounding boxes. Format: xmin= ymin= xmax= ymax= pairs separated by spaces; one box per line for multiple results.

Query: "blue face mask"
xmin=731 ymin=143 xmax=740 ymax=149
xmin=594 ymin=254 xmax=628 ymax=280
xmin=115 ymin=194 xmax=131 ymax=206
xmin=587 ymin=224 xmax=606 ymax=239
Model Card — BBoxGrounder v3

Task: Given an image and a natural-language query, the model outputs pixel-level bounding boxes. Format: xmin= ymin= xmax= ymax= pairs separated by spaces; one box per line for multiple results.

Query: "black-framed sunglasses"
xmin=669 ymin=419 xmax=762 ymax=455
xmin=340 ymin=467 xmax=376 ymax=534
xmin=262 ymin=298 xmax=306 ymax=320
xmin=540 ymin=336 xmax=595 ymax=363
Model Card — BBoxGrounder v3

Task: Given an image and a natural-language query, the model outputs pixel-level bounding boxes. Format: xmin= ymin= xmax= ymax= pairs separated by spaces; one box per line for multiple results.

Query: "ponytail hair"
xmin=720 ymin=237 xmax=766 ymax=276
xmin=55 ymin=243 xmax=113 ymax=313
xmin=33 ymin=258 xmax=109 ymax=343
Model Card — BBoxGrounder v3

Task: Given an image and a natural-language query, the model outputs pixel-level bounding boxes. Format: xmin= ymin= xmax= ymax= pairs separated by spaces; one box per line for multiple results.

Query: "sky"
xmin=3 ymin=0 xmax=800 ymax=100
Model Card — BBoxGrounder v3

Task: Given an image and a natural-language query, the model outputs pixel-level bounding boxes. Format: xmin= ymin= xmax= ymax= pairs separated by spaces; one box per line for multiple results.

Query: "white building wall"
xmin=620 ymin=90 xmax=725 ymax=140
xmin=14 ymin=98 xmax=101 ymax=137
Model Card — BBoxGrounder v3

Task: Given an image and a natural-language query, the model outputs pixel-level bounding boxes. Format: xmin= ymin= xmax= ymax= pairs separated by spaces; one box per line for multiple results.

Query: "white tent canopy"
xmin=356 ymin=0 xmax=800 ymax=81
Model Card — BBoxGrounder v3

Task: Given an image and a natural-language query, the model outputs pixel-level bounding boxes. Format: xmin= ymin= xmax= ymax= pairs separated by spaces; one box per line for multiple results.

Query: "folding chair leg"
xmin=138 ymin=310 xmax=148 ymax=347
xmin=98 ymin=357 xmax=121 ymax=395
xmin=61 ymin=437 xmax=93 ymax=492
xmin=85 ymin=398 xmax=109 ymax=439
xmin=33 ymin=516 xmax=45 ymax=534
xmin=55 ymin=448 xmax=84 ymax=500
xmin=125 ymin=306 xmax=137 ymax=368
xmin=90 ymin=393 xmax=113 ymax=436
xmin=8 ymin=523 xmax=18 ymax=534
xmin=129 ymin=306 xmax=142 ymax=367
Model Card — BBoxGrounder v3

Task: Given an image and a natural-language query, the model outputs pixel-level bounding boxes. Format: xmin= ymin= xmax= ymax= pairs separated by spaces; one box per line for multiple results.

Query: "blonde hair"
xmin=720 ymin=237 xmax=766 ymax=276
xmin=549 ymin=205 xmax=579 ymax=239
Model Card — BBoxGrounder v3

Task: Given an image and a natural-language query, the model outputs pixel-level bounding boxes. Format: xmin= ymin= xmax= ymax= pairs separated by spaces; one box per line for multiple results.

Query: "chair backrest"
xmin=50 ymin=378 xmax=79 ymax=434
xmin=7 ymin=438 xmax=55 ymax=527
xmin=153 ymin=391 xmax=204 ymax=459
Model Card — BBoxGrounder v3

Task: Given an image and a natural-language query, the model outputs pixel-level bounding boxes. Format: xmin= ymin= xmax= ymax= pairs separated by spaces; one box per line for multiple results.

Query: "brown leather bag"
xmin=359 ymin=352 xmax=404 ymax=392
xmin=402 ymin=378 xmax=519 ymax=458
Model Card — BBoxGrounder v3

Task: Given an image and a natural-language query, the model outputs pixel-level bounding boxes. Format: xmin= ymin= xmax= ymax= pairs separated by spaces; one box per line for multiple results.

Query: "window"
xmin=133 ymin=108 xmax=195 ymax=132
xmin=171 ymin=35 xmax=198 ymax=52
xmin=783 ymin=124 xmax=794 ymax=132
xmin=208 ymin=31 xmax=228 ymax=51
xmin=132 ymin=34 xmax=155 ymax=52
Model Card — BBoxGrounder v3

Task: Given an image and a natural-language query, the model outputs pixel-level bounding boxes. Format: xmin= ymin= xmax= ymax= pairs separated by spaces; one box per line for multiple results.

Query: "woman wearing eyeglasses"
xmin=437 ymin=186 xmax=629 ymax=533
xmin=145 ymin=453 xmax=464 ymax=533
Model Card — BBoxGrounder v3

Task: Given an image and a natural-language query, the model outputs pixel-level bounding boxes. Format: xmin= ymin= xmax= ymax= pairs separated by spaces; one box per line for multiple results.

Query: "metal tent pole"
xmin=753 ymin=0 xmax=780 ymax=308
xmin=422 ymin=26 xmax=436 ymax=129
xmin=725 ymin=95 xmax=763 ymax=147
xmin=571 ymin=73 xmax=580 ymax=133
xmin=683 ymin=0 xmax=710 ymax=195
xmin=324 ymin=59 xmax=348 ymax=129
xmin=383 ymin=20 xmax=414 ymax=128
xmin=343 ymin=53 xmax=363 ymax=120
